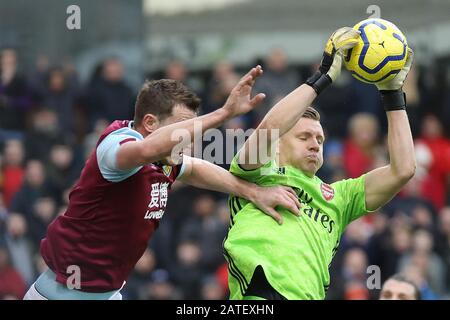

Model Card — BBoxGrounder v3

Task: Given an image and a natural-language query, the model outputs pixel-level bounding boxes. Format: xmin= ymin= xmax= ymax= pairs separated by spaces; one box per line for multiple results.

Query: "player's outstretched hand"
xmin=251 ymin=185 xmax=302 ymax=225
xmin=376 ymin=47 xmax=413 ymax=111
xmin=221 ymin=65 xmax=266 ymax=118
xmin=306 ymin=27 xmax=360 ymax=94
xmin=376 ymin=47 xmax=414 ymax=92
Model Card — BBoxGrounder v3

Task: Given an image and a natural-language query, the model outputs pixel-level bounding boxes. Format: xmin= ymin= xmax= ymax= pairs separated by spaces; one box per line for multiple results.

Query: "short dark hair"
xmin=302 ymin=106 xmax=320 ymax=121
xmin=133 ymin=79 xmax=201 ymax=125
xmin=387 ymin=273 xmax=422 ymax=300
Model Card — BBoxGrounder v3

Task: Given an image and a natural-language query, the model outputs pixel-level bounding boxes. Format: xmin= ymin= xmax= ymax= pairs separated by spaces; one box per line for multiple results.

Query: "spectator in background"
xmin=410 ymin=204 xmax=438 ymax=235
xmin=24 ymin=109 xmax=61 ymax=161
xmin=86 ymin=57 xmax=134 ymax=127
xmin=26 ymin=197 xmax=57 ymax=246
xmin=200 ymin=275 xmax=227 ymax=300
xmin=0 ymin=192 xmax=7 ymax=222
xmin=317 ymin=140 xmax=346 ymax=183
xmin=180 ymin=194 xmax=228 ymax=273
xmin=436 ymin=207 xmax=450 ymax=296
xmin=334 ymin=248 xmax=372 ymax=300
xmin=172 ymin=239 xmax=204 ymax=299
xmin=343 ymin=113 xmax=385 ymax=179
xmin=398 ymin=228 xmax=446 ymax=296
xmin=164 ymin=60 xmax=188 ymax=82
xmin=205 ymin=61 xmax=240 ymax=113
xmin=203 ymin=61 xmax=254 ymax=162
xmin=46 ymin=143 xmax=81 ymax=202
xmin=402 ymin=64 xmax=422 ymax=136
xmin=37 ymin=67 xmax=79 ymax=136
xmin=0 ymin=48 xmax=32 ymax=136
xmin=122 ymin=248 xmax=156 ymax=300
xmin=144 ymin=269 xmax=181 ymax=300
xmin=215 ymin=262 xmax=229 ymax=298
xmin=28 ymin=54 xmax=50 ymax=95
xmin=379 ymin=273 xmax=421 ymax=300
xmin=1 ymin=139 xmax=25 ymax=208
xmin=315 ymin=71 xmax=358 ymax=139
xmin=347 ymin=78 xmax=382 ymax=121
xmin=33 ymin=253 xmax=48 ymax=276
xmin=0 ymin=152 xmax=3 ymax=188
xmin=3 ymin=213 xmax=35 ymax=286
xmin=0 ymin=245 xmax=26 ymax=299
xmin=413 ymin=114 xmax=450 ymax=210
xmin=10 ymin=160 xmax=55 ymax=217
xmin=83 ymin=119 xmax=109 ymax=160
xmin=253 ymin=48 xmax=299 ymax=123
xmin=402 ymin=264 xmax=439 ymax=300
xmin=164 ymin=59 xmax=202 ymax=94
xmin=206 ymin=61 xmax=238 ymax=101
xmin=339 ymin=218 xmax=373 ymax=252
xmin=443 ymin=79 xmax=450 ymax=131
xmin=367 ymin=214 xmax=413 ymax=283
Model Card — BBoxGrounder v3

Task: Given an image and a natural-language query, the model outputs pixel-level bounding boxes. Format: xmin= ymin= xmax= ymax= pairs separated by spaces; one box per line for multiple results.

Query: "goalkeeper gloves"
xmin=376 ymin=47 xmax=414 ymax=111
xmin=306 ymin=27 xmax=360 ymax=95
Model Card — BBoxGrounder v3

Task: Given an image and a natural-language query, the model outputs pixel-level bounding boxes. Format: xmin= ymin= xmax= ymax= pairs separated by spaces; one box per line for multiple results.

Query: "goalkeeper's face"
xmin=279 ymin=118 xmax=324 ymax=177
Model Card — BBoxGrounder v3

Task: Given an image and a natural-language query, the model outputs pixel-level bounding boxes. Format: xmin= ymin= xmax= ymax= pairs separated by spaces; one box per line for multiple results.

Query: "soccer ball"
xmin=343 ymin=18 xmax=408 ymax=84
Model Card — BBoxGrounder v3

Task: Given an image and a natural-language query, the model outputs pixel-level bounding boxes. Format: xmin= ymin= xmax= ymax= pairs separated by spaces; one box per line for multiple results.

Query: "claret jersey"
xmin=40 ymin=120 xmax=184 ymax=292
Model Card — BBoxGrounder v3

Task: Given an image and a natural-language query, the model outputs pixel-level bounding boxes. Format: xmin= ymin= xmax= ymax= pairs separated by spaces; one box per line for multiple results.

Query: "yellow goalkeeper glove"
xmin=306 ymin=27 xmax=360 ymax=94
xmin=377 ymin=47 xmax=414 ymax=111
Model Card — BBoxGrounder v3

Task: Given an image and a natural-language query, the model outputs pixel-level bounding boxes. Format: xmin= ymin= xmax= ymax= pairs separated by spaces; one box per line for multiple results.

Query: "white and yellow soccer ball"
xmin=343 ymin=18 xmax=408 ymax=84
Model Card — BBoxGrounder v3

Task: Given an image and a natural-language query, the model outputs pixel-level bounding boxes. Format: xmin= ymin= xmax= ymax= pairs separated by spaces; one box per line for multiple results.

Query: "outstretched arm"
xmin=364 ymin=111 xmax=415 ymax=210
xmin=364 ymin=48 xmax=416 ymax=211
xmin=116 ymin=66 xmax=266 ymax=170
xmin=238 ymin=27 xmax=360 ymax=170
xmin=179 ymin=156 xmax=301 ymax=224
xmin=237 ymin=83 xmax=317 ymax=170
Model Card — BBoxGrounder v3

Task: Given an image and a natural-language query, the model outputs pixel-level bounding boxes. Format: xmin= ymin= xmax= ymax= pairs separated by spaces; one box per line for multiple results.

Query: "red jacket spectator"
xmin=1 ymin=139 xmax=25 ymax=207
xmin=343 ymin=113 xmax=381 ymax=178
xmin=0 ymin=247 xmax=27 ymax=299
xmin=415 ymin=115 xmax=450 ymax=210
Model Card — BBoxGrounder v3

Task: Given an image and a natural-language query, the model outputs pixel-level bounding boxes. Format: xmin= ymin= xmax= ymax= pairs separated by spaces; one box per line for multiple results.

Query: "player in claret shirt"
xmin=23 ymin=66 xmax=302 ymax=300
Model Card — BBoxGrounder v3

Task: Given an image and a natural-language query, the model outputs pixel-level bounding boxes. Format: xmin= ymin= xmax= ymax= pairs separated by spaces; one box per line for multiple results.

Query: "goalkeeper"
xmin=224 ymin=27 xmax=415 ymax=300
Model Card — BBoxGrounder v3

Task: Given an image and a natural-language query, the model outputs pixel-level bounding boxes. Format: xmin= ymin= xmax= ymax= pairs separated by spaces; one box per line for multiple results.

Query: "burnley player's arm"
xmin=364 ymin=111 xmax=416 ymax=211
xmin=179 ymin=156 xmax=301 ymax=224
xmin=115 ymin=66 xmax=265 ymax=171
xmin=115 ymin=108 xmax=232 ymax=170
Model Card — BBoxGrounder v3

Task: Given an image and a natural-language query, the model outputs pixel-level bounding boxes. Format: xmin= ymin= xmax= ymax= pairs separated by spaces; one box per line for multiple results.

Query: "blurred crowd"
xmin=0 ymin=47 xmax=450 ymax=300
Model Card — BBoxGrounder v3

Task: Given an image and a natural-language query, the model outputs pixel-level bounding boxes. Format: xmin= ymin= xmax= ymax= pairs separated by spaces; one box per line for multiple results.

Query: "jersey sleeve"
xmin=96 ymin=127 xmax=144 ymax=183
xmin=176 ymin=162 xmax=186 ymax=179
xmin=229 ymin=153 xmax=276 ymax=183
xmin=331 ymin=174 xmax=375 ymax=227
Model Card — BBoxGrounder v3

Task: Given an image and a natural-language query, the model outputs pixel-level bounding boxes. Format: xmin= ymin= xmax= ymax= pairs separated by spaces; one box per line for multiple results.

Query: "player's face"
xmin=158 ymin=104 xmax=197 ymax=165
xmin=159 ymin=104 xmax=197 ymax=127
xmin=379 ymin=279 xmax=417 ymax=300
xmin=279 ymin=118 xmax=324 ymax=177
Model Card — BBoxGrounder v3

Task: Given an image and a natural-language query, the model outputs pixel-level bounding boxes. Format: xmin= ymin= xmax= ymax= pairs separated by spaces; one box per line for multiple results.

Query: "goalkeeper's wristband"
xmin=380 ymin=90 xmax=406 ymax=111
xmin=305 ymin=71 xmax=332 ymax=95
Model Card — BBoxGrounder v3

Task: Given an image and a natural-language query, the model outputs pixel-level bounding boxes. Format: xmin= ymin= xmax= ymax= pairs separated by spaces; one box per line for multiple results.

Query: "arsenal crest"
xmin=320 ymin=183 xmax=334 ymax=201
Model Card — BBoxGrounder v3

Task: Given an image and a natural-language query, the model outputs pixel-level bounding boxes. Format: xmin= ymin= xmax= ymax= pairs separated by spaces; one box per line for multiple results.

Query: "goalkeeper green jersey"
xmin=224 ymin=155 xmax=371 ymax=300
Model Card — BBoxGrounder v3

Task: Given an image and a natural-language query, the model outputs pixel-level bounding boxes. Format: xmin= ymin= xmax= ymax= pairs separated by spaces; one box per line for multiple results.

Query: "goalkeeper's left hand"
xmin=376 ymin=47 xmax=414 ymax=111
xmin=306 ymin=27 xmax=360 ymax=95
